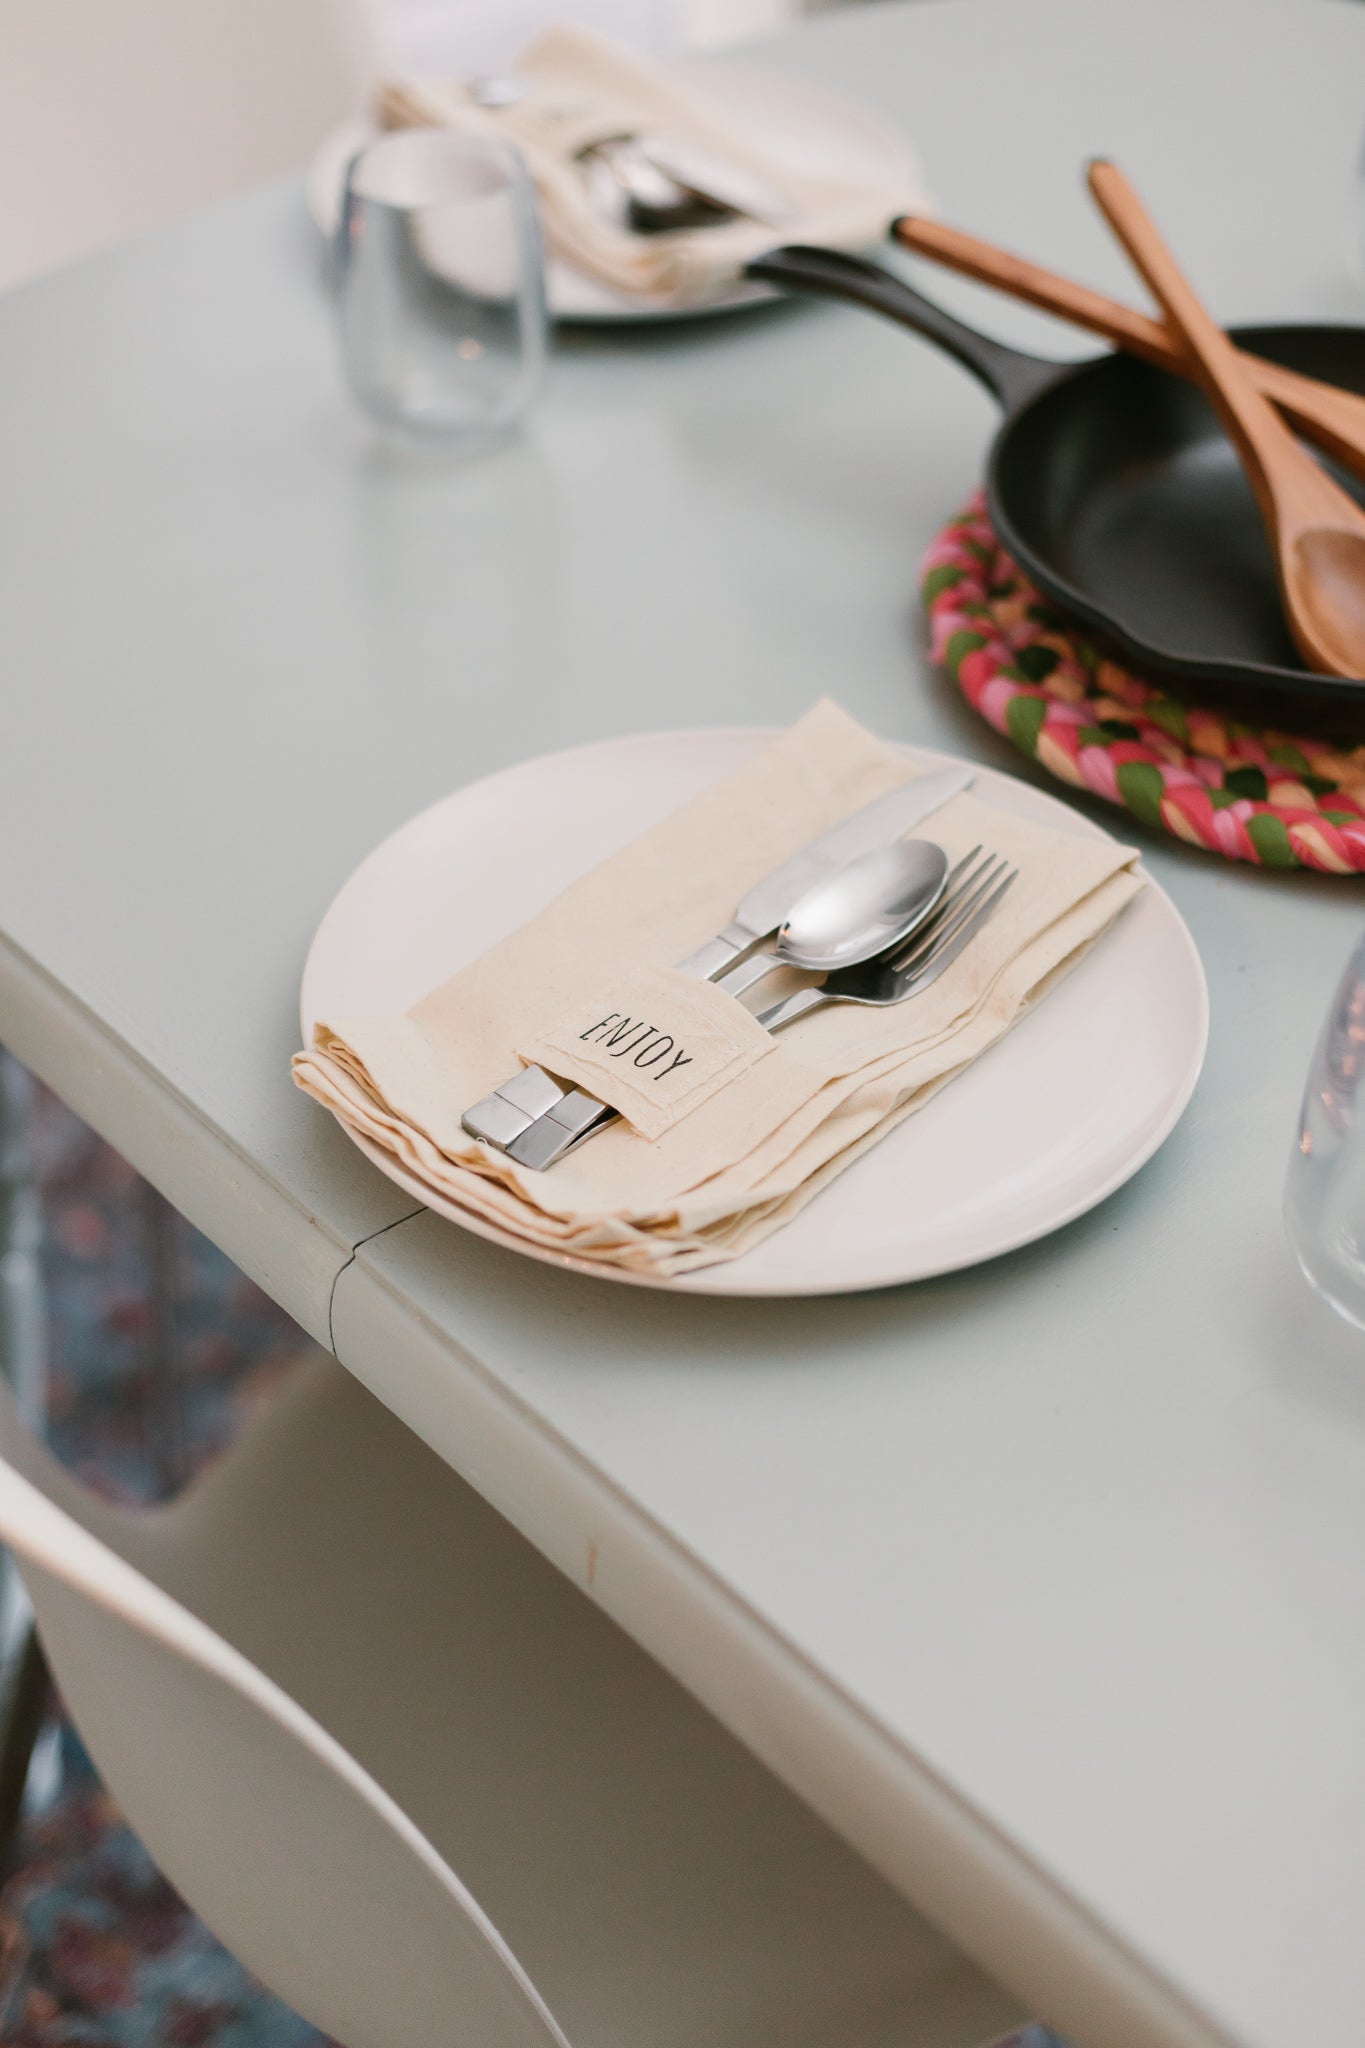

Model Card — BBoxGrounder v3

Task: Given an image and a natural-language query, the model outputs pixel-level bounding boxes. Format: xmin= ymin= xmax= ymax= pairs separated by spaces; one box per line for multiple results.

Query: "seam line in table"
xmin=327 ymin=1205 xmax=427 ymax=1355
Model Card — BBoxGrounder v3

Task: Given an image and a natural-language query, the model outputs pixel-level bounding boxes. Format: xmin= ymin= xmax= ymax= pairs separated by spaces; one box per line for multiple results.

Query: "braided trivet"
xmin=922 ymin=493 xmax=1365 ymax=871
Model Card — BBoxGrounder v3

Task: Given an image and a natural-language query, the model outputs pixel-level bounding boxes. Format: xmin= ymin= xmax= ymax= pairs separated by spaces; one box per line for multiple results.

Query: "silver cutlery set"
xmin=462 ymin=72 xmax=792 ymax=237
xmin=576 ymin=133 xmax=795 ymax=236
xmin=463 ymin=768 xmax=1019 ymax=1171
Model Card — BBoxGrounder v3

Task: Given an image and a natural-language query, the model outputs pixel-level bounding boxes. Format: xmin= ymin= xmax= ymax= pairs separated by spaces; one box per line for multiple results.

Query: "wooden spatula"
xmin=1088 ymin=159 xmax=1365 ymax=679
xmin=893 ymin=214 xmax=1365 ymax=482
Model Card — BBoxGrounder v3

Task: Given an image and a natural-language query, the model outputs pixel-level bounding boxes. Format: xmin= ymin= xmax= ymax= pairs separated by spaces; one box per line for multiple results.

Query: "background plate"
xmin=300 ymin=729 xmax=1209 ymax=1296
xmin=307 ymin=58 xmax=930 ymax=323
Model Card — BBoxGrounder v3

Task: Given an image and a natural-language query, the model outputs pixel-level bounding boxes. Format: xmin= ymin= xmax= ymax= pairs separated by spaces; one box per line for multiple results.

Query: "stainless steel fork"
xmin=753 ymin=849 xmax=1018 ymax=1034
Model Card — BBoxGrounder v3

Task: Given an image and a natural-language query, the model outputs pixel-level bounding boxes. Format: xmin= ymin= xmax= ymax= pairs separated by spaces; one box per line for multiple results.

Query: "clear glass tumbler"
xmin=335 ymin=127 xmax=547 ymax=439
xmin=1285 ymin=923 xmax=1365 ymax=1329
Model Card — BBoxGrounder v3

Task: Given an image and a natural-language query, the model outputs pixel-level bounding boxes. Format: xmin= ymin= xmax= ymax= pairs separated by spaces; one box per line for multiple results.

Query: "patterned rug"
xmin=0 ymin=1076 xmax=337 ymax=2048
xmin=0 ymin=1070 xmax=1063 ymax=2048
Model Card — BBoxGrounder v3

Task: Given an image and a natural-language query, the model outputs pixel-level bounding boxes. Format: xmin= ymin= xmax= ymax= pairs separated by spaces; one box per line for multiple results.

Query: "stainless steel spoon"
xmin=578 ymin=133 xmax=795 ymax=235
xmin=577 ymin=135 xmax=734 ymax=234
xmin=714 ymin=836 xmax=950 ymax=997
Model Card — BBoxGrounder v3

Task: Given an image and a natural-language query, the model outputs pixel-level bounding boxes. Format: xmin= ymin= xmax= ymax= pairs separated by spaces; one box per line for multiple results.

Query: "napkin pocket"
xmin=517 ymin=967 xmax=777 ymax=1141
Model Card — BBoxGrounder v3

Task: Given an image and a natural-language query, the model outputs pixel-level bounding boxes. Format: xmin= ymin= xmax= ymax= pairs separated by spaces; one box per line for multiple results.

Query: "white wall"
xmin=379 ymin=0 xmax=807 ymax=72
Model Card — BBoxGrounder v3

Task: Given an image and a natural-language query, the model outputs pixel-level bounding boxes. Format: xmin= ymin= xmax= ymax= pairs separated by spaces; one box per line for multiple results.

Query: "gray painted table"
xmin=4 ymin=2 xmax=1365 ymax=2044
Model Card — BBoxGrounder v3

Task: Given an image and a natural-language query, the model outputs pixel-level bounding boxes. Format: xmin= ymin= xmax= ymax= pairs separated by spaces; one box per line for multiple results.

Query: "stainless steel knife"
xmin=461 ymin=763 xmax=975 ymax=1155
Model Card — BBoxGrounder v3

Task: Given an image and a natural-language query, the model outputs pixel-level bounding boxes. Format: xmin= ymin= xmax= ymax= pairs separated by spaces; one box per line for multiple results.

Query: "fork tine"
xmin=888 ymin=852 xmax=1006 ymax=972
xmin=887 ymin=850 xmax=995 ymax=968
xmin=898 ymin=866 xmax=1018 ymax=997
xmin=903 ymin=847 xmax=990 ymax=946
xmin=942 ymin=843 xmax=984 ymax=890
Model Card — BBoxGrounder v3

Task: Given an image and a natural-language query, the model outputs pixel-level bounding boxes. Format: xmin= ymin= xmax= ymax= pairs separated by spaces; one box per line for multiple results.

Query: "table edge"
xmin=333 ymin=1237 xmax=1244 ymax=2048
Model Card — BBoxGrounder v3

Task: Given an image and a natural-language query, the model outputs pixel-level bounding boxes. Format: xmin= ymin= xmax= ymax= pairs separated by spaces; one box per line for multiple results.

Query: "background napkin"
xmin=294 ymin=703 xmax=1143 ymax=1277
xmin=377 ymin=23 xmax=931 ymax=301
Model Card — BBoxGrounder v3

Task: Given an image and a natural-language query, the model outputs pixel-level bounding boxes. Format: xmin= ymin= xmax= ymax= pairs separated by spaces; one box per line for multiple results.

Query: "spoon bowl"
xmin=1089 ymin=161 xmax=1365 ymax=681
xmin=709 ymin=836 xmax=955 ymax=1004
xmin=1293 ymin=529 xmax=1365 ymax=675
xmin=777 ymin=838 xmax=949 ymax=972
xmin=577 ymin=136 xmax=735 ymax=235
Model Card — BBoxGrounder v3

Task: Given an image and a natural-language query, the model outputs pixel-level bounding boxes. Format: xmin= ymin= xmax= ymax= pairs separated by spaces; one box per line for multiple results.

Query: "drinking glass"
xmin=1285 ymin=923 xmax=1365 ymax=1328
xmin=335 ymin=128 xmax=547 ymax=439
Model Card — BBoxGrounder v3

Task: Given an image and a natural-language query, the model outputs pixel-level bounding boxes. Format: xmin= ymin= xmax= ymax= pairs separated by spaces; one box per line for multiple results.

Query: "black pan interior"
xmin=992 ymin=325 xmax=1365 ymax=726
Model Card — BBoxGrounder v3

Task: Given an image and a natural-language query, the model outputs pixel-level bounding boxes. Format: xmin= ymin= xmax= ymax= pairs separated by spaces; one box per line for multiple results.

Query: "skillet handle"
xmin=746 ymin=243 xmax=1060 ymax=414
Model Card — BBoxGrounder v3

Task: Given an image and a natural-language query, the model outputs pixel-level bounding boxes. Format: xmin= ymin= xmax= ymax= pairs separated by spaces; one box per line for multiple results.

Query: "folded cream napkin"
xmin=294 ymin=702 xmax=1143 ymax=1277
xmin=377 ymin=23 xmax=931 ymax=302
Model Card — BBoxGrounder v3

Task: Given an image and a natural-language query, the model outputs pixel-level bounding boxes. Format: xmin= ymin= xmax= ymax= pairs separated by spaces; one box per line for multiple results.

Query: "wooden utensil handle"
xmin=1086 ymin=160 xmax=1345 ymax=538
xmin=894 ymin=216 xmax=1172 ymax=366
xmin=893 ymin=213 xmax=1365 ymax=479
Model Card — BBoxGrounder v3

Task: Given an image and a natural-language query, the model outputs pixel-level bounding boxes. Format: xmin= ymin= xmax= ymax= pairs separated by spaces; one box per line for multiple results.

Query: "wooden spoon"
xmin=1088 ymin=159 xmax=1365 ymax=680
xmin=893 ymin=214 xmax=1365 ymax=482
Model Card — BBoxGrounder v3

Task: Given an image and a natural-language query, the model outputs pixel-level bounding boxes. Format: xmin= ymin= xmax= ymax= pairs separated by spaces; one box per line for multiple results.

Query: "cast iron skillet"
xmin=747 ymin=243 xmax=1365 ymax=729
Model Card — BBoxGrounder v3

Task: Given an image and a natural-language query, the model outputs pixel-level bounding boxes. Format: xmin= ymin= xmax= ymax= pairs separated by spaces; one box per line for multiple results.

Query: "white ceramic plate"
xmin=307 ymin=59 xmax=929 ymax=323
xmin=301 ymin=729 xmax=1209 ymax=1297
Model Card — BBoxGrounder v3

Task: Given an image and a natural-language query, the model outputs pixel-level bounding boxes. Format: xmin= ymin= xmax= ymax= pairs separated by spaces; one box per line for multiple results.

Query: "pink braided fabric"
xmin=922 ymin=494 xmax=1365 ymax=872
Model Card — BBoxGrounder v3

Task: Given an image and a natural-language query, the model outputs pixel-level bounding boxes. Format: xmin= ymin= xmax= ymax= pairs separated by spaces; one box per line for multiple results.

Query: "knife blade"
xmin=462 ymin=761 xmax=975 ymax=1154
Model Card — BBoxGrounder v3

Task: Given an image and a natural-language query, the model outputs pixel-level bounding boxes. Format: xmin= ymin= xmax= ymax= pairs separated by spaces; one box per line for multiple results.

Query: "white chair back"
xmin=0 ymin=0 xmax=377 ymax=289
xmin=0 ymin=1444 xmax=571 ymax=2048
xmin=0 ymin=1359 xmax=1030 ymax=2048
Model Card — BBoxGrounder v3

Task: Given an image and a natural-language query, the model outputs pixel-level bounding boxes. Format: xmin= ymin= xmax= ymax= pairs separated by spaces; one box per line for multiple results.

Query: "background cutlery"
xmin=577 ymin=135 xmax=734 ymax=234
xmin=630 ymin=136 xmax=795 ymax=228
xmin=462 ymin=763 xmax=975 ymax=1151
xmin=378 ymin=71 xmax=731 ymax=246
xmin=1089 ymin=159 xmax=1365 ymax=680
xmin=745 ymin=242 xmax=1365 ymax=723
xmin=577 ymin=135 xmax=795 ymax=236
xmin=465 ymin=74 xmax=523 ymax=109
